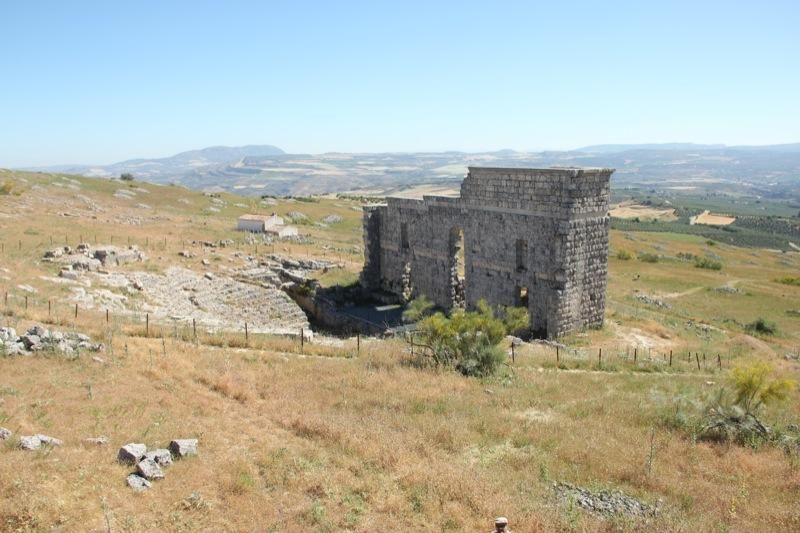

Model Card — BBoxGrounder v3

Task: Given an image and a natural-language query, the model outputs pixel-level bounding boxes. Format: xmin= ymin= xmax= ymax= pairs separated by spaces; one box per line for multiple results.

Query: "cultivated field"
xmin=1 ymin=170 xmax=799 ymax=531
xmin=691 ymin=210 xmax=737 ymax=226
xmin=610 ymin=202 xmax=678 ymax=222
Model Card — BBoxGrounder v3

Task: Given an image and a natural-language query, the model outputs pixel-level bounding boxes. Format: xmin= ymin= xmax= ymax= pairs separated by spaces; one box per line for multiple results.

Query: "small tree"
xmin=120 ymin=172 xmax=134 ymax=181
xmin=699 ymin=362 xmax=796 ymax=445
xmin=414 ymin=300 xmax=509 ymax=377
xmin=731 ymin=362 xmax=795 ymax=415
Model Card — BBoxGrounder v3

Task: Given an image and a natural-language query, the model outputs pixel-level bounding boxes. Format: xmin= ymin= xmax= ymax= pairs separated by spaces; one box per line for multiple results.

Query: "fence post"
xmin=106 ymin=309 xmax=109 ymax=323
xmin=146 ymin=313 xmax=149 ymax=336
xmin=634 ymin=347 xmax=638 ymax=364
xmin=25 ymin=295 xmax=28 ymax=310
xmin=245 ymin=322 xmax=249 ymax=344
xmin=717 ymin=354 xmax=722 ymax=370
xmin=193 ymin=318 xmax=196 ymax=339
xmin=512 ymin=342 xmax=516 ymax=363
xmin=300 ymin=328 xmax=304 ymax=353
xmin=556 ymin=345 xmax=559 ymax=363
xmin=695 ymin=353 xmax=701 ymax=371
xmin=669 ymin=349 xmax=672 ymax=367
xmin=74 ymin=303 xmax=78 ymax=318
xmin=48 ymin=299 xmax=51 ymax=316
xmin=357 ymin=333 xmax=360 ymax=353
xmin=598 ymin=347 xmax=602 ymax=366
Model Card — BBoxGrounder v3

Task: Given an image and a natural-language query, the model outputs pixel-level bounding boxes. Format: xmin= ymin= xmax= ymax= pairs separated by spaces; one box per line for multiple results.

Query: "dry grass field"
xmin=609 ymin=202 xmax=678 ymax=222
xmin=1 ymin=169 xmax=800 ymax=531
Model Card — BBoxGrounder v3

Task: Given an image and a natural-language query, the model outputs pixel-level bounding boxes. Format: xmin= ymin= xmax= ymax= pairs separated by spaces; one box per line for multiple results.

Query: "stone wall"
xmin=360 ymin=167 xmax=613 ymax=338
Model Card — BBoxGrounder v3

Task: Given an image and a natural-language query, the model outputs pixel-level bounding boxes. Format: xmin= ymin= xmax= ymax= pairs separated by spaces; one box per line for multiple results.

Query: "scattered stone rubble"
xmin=19 ymin=434 xmax=64 ymax=450
xmin=286 ymin=211 xmax=308 ymax=223
xmin=121 ymin=439 xmax=198 ymax=491
xmin=43 ymin=243 xmax=146 ymax=279
xmin=189 ymin=239 xmax=235 ymax=248
xmin=714 ymin=286 xmax=742 ymax=294
xmin=633 ymin=293 xmax=671 ymax=309
xmin=320 ymin=214 xmax=344 ymax=225
xmin=553 ymin=482 xmax=657 ymax=518
xmin=0 ymin=325 xmax=103 ymax=356
xmin=0 ymin=427 xmax=63 ymax=449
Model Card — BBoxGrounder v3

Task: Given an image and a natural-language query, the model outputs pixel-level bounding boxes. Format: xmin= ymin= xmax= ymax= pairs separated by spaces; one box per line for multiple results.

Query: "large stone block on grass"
xmin=118 ymin=443 xmax=147 ymax=464
xmin=168 ymin=439 xmax=198 ymax=458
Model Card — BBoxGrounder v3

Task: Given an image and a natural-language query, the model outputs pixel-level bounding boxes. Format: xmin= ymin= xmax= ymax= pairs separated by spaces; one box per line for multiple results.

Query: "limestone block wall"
xmin=361 ymin=167 xmax=613 ymax=338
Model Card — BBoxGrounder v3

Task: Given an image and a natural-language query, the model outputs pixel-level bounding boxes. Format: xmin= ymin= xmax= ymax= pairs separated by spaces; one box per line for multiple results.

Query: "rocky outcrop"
xmin=19 ymin=434 xmax=63 ymax=450
xmin=0 ymin=326 xmax=103 ymax=356
xmin=553 ymin=482 xmax=657 ymax=517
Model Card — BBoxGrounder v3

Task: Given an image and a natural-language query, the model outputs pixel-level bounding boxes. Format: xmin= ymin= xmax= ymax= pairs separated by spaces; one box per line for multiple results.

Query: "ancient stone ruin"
xmin=361 ymin=167 xmax=614 ymax=338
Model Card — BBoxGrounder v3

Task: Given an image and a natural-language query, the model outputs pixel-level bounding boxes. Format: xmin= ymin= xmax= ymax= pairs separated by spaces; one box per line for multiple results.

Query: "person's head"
xmin=495 ymin=517 xmax=509 ymax=531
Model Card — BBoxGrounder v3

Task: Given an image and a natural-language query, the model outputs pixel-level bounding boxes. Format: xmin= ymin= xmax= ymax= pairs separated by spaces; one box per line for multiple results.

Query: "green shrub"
xmin=495 ymin=305 xmax=529 ymax=337
xmin=694 ymin=257 xmax=723 ymax=270
xmin=775 ymin=277 xmax=800 ymax=286
xmin=698 ymin=364 xmax=795 ymax=446
xmin=120 ymin=172 xmax=134 ymax=181
xmin=0 ymin=181 xmax=14 ymax=195
xmin=402 ymin=296 xmax=435 ymax=323
xmin=637 ymin=252 xmax=659 ymax=263
xmin=731 ymin=362 xmax=795 ymax=414
xmin=615 ymin=250 xmax=633 ymax=260
xmin=414 ymin=300 xmax=508 ymax=377
xmin=745 ymin=318 xmax=777 ymax=335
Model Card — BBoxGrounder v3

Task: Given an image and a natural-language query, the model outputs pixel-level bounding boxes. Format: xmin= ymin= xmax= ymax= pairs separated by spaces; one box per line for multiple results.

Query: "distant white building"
xmin=265 ymin=225 xmax=299 ymax=239
xmin=237 ymin=213 xmax=297 ymax=238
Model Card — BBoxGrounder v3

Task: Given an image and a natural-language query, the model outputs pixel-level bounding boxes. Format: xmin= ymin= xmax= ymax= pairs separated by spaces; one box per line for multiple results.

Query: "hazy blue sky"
xmin=1 ymin=1 xmax=798 ymax=166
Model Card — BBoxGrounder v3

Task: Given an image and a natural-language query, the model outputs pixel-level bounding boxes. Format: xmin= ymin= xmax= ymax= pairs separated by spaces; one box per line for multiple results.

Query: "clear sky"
xmin=1 ymin=0 xmax=798 ymax=166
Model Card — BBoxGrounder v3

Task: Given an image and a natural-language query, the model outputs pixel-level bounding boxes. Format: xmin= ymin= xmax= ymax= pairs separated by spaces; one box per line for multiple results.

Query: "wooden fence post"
xmin=669 ymin=350 xmax=672 ymax=367
xmin=193 ymin=318 xmax=197 ymax=339
xmin=634 ymin=347 xmax=638 ymax=364
xmin=300 ymin=328 xmax=304 ymax=353
xmin=25 ymin=295 xmax=28 ymax=310
xmin=357 ymin=333 xmax=360 ymax=353
xmin=106 ymin=309 xmax=109 ymax=323
xmin=74 ymin=303 xmax=78 ymax=318
xmin=598 ymin=347 xmax=602 ymax=366
xmin=146 ymin=313 xmax=149 ymax=336
xmin=245 ymin=322 xmax=249 ymax=344
xmin=48 ymin=299 xmax=51 ymax=316
xmin=556 ymin=345 xmax=560 ymax=363
xmin=717 ymin=354 xmax=722 ymax=370
xmin=695 ymin=353 xmax=701 ymax=371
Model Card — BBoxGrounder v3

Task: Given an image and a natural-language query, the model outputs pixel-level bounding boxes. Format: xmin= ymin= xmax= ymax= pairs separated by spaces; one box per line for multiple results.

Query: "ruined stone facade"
xmin=361 ymin=167 xmax=614 ymax=338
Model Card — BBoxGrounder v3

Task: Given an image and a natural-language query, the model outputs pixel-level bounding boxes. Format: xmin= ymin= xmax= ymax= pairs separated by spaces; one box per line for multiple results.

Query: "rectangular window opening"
xmin=515 ymin=239 xmax=528 ymax=272
xmin=517 ymin=286 xmax=529 ymax=308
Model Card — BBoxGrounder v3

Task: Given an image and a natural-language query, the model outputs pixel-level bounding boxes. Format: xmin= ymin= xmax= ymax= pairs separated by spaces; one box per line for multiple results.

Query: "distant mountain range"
xmin=20 ymin=143 xmax=800 ymax=200
xmin=32 ymin=145 xmax=285 ymax=181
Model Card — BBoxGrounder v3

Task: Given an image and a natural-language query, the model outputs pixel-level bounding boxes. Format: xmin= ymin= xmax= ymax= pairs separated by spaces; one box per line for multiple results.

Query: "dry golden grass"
xmin=1 ymin=170 xmax=799 ymax=531
xmin=1 ymin=330 xmax=799 ymax=531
